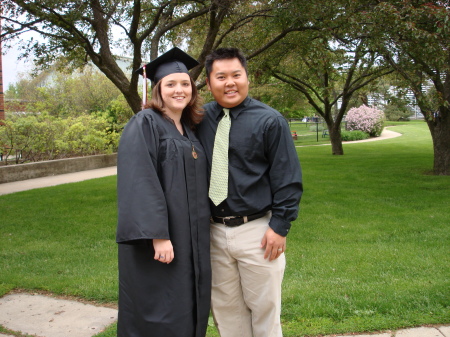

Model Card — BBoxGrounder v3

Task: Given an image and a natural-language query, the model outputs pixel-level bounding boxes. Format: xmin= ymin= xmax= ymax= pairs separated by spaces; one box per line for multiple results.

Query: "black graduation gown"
xmin=116 ymin=109 xmax=211 ymax=337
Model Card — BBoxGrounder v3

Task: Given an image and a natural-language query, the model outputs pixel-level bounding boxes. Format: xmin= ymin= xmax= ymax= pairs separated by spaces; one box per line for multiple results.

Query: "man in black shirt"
xmin=197 ymin=48 xmax=303 ymax=337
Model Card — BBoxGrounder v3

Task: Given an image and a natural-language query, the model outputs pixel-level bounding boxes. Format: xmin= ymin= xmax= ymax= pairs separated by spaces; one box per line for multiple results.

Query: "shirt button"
xmin=221 ymin=209 xmax=225 ymax=212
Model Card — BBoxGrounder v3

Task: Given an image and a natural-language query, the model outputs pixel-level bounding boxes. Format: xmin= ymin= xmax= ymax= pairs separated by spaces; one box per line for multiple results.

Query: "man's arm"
xmin=264 ymin=116 xmax=303 ymax=235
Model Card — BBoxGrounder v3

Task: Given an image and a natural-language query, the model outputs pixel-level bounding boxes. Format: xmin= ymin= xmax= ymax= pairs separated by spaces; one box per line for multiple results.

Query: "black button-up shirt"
xmin=197 ymin=97 xmax=303 ymax=236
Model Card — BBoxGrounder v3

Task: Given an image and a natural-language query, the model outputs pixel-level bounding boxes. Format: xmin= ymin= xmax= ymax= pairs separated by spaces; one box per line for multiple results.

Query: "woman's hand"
xmin=153 ymin=239 xmax=174 ymax=264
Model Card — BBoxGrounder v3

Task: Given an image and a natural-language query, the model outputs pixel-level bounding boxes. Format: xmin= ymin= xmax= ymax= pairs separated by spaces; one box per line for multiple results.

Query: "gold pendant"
xmin=192 ymin=145 xmax=198 ymax=159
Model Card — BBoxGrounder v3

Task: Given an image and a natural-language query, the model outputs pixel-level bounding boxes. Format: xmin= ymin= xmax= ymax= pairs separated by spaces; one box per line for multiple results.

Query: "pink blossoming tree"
xmin=346 ymin=105 xmax=385 ymax=137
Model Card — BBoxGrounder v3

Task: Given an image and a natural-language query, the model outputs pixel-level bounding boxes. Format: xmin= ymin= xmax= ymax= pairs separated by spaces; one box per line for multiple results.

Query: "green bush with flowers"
xmin=346 ymin=105 xmax=385 ymax=137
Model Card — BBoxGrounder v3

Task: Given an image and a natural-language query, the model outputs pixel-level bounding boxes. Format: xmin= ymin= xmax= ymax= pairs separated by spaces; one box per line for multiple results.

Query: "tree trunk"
xmin=323 ymin=114 xmax=344 ymax=155
xmin=125 ymin=89 xmax=144 ymax=114
xmin=329 ymin=125 xmax=344 ymax=155
xmin=427 ymin=107 xmax=450 ymax=175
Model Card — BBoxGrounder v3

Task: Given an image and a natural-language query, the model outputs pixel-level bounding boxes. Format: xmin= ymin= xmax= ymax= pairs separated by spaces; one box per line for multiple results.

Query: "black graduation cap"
xmin=136 ymin=47 xmax=199 ymax=84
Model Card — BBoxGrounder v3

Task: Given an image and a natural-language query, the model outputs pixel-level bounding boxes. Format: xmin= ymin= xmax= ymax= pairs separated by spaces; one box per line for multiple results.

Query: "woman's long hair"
xmin=145 ymin=77 xmax=204 ymax=129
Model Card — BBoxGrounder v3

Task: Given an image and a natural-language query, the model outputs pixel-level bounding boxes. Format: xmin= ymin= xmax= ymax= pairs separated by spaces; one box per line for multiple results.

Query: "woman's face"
xmin=160 ymin=73 xmax=192 ymax=115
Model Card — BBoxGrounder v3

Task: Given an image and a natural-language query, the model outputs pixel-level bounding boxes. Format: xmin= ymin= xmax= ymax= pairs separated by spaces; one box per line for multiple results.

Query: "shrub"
xmin=383 ymin=96 xmax=412 ymax=121
xmin=0 ymin=113 xmax=120 ymax=164
xmin=383 ymin=103 xmax=412 ymax=121
xmin=346 ymin=105 xmax=385 ymax=137
xmin=341 ymin=130 xmax=370 ymax=141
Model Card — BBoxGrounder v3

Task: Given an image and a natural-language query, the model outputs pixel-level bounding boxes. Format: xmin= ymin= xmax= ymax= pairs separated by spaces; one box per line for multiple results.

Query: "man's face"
xmin=206 ymin=58 xmax=249 ymax=109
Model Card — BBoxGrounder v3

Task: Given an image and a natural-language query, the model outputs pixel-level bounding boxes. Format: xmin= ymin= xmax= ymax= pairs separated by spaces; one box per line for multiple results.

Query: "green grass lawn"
xmin=0 ymin=121 xmax=449 ymax=337
xmin=289 ymin=121 xmax=332 ymax=146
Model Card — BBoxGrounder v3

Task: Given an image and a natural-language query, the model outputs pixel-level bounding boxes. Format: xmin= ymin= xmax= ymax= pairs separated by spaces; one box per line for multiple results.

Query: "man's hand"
xmin=153 ymin=239 xmax=174 ymax=264
xmin=260 ymin=227 xmax=286 ymax=261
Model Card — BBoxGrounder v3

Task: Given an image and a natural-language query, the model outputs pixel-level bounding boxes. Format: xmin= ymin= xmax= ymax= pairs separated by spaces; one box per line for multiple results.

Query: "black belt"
xmin=211 ymin=211 xmax=268 ymax=227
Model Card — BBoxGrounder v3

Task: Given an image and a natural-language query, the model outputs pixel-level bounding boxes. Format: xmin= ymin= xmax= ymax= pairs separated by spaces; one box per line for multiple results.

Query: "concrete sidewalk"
xmin=0 ymin=293 xmax=117 ymax=337
xmin=296 ymin=128 xmax=402 ymax=147
xmin=0 ymin=166 xmax=117 ymax=196
xmin=0 ymin=290 xmax=448 ymax=337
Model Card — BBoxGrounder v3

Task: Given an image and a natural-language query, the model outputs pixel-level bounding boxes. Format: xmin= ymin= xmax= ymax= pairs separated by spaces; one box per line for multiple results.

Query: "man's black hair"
xmin=205 ymin=48 xmax=248 ymax=79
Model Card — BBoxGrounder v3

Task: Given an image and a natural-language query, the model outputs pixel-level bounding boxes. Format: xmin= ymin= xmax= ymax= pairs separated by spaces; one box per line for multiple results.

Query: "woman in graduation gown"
xmin=116 ymin=48 xmax=211 ymax=337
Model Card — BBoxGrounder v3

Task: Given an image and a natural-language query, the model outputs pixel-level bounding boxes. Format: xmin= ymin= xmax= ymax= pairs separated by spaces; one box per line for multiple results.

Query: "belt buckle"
xmin=225 ymin=217 xmax=245 ymax=227
xmin=220 ymin=216 xmax=233 ymax=225
xmin=221 ymin=216 xmax=234 ymax=226
xmin=213 ymin=215 xmax=250 ymax=227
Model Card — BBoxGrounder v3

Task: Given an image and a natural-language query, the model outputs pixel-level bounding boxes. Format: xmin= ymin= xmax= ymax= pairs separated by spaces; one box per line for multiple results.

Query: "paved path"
xmin=296 ymin=128 xmax=402 ymax=147
xmin=0 ymin=293 xmax=117 ymax=337
xmin=1 ymin=128 xmax=448 ymax=337
xmin=343 ymin=128 xmax=403 ymax=143
xmin=0 ymin=291 xmax=447 ymax=337
xmin=0 ymin=166 xmax=117 ymax=196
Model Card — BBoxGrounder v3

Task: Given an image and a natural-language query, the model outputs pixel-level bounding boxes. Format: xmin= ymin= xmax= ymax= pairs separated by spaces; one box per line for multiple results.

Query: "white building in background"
xmin=115 ymin=55 xmax=145 ymax=81
xmin=364 ymin=82 xmax=434 ymax=119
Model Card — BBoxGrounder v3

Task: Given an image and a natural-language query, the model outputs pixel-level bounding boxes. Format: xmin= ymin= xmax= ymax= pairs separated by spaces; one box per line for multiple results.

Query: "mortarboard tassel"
xmin=142 ymin=64 xmax=147 ymax=108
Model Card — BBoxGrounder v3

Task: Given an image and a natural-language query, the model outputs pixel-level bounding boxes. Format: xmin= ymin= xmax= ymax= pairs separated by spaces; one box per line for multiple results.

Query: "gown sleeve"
xmin=116 ymin=110 xmax=169 ymax=243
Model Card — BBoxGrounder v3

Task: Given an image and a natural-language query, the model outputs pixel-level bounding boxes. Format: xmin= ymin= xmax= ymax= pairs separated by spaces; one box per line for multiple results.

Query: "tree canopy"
xmin=355 ymin=0 xmax=450 ymax=174
xmin=1 ymin=0 xmax=449 ymax=174
xmin=2 ymin=1 xmax=274 ymax=112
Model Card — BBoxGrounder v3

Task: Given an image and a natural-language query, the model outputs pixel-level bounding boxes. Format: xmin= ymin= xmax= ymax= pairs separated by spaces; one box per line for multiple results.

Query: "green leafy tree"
xmin=368 ymin=1 xmax=450 ymax=175
xmin=1 ymin=0 xmax=298 ymax=114
xmin=383 ymin=94 xmax=413 ymax=121
xmin=267 ymin=36 xmax=392 ymax=155
xmin=233 ymin=1 xmax=393 ymax=155
xmin=250 ymin=80 xmax=308 ymax=119
xmin=5 ymin=64 xmax=131 ymax=117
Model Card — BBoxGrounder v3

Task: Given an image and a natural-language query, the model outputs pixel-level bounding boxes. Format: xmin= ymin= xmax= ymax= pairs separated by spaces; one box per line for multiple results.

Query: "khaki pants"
xmin=210 ymin=213 xmax=285 ymax=337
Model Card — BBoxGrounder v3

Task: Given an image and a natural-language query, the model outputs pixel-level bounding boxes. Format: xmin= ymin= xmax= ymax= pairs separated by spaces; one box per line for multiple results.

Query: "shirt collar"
xmin=213 ymin=96 xmax=251 ymax=120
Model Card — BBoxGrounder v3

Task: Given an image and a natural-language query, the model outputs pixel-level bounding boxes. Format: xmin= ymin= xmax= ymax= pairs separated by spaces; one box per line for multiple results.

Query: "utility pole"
xmin=0 ymin=16 xmax=5 ymax=122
